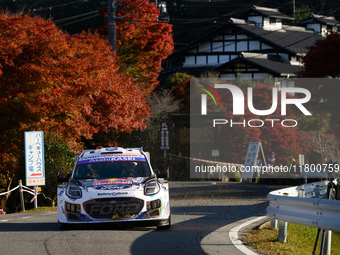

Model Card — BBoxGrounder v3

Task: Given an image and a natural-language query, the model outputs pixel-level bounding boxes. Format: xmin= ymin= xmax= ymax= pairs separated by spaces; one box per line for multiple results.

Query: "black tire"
xmin=157 ymin=215 xmax=171 ymax=230
xmin=58 ymin=221 xmax=69 ymax=230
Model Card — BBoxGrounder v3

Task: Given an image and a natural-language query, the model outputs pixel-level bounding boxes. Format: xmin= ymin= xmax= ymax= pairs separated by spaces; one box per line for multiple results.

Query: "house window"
xmin=270 ymin=17 xmax=276 ymax=24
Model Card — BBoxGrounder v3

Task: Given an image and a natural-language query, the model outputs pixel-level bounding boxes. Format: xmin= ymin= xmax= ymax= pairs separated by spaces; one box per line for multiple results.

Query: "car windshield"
xmin=73 ymin=161 xmax=152 ymax=179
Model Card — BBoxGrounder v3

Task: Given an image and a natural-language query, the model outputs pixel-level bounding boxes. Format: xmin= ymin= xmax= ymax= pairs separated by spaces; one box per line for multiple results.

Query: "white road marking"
xmin=229 ymin=215 xmax=268 ymax=255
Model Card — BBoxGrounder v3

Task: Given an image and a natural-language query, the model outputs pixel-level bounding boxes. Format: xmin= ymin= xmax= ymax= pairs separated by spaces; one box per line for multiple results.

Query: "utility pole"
xmin=108 ymin=0 xmax=116 ymax=52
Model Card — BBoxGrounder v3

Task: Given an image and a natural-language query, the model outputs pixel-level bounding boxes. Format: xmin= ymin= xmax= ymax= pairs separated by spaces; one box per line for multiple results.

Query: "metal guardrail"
xmin=267 ymin=181 xmax=340 ymax=233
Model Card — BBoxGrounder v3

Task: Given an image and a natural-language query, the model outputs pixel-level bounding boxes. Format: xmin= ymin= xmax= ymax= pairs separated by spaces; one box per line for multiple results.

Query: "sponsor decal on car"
xmin=78 ymin=156 xmax=146 ymax=165
xmin=94 ymin=185 xmax=131 ymax=190
xmin=97 ymin=192 xmax=128 ymax=196
xmin=93 ymin=179 xmax=133 ymax=185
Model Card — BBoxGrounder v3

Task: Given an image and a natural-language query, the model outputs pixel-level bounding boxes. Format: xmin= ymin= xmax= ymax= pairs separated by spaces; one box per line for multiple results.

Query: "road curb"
xmin=201 ymin=215 xmax=268 ymax=255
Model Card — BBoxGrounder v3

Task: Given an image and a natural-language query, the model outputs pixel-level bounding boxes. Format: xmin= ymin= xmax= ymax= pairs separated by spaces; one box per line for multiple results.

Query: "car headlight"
xmin=144 ymin=179 xmax=160 ymax=196
xmin=66 ymin=183 xmax=82 ymax=199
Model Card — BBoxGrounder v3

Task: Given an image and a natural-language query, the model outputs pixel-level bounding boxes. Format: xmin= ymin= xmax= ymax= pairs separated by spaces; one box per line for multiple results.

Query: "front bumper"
xmin=57 ymin=186 xmax=170 ymax=224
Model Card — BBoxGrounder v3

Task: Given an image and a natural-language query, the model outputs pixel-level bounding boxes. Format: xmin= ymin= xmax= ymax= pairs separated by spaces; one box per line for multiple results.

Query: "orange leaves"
xmin=97 ymin=0 xmax=174 ymax=96
xmin=300 ymin=32 xmax=340 ymax=78
xmin=0 ymin=12 xmax=151 ymax=177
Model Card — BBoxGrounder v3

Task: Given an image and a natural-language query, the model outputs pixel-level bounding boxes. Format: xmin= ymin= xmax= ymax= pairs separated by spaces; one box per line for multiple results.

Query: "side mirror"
xmin=154 ymin=169 xmax=167 ymax=179
xmin=56 ymin=172 xmax=71 ymax=183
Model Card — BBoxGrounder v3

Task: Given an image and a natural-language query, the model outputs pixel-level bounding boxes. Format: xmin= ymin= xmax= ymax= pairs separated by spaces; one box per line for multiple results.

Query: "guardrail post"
xmin=18 ymin=180 xmax=25 ymax=212
xmin=321 ymin=230 xmax=332 ymax=255
xmin=278 ymin=221 xmax=288 ymax=243
xmin=270 ymin=218 xmax=277 ymax=229
xmin=315 ymin=185 xmax=320 ymax=198
xmin=34 ymin=186 xmax=38 ymax=209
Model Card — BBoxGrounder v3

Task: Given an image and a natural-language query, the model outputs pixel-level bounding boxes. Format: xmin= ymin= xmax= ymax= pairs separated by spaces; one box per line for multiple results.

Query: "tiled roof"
xmin=168 ymin=17 xmax=323 ymax=60
xmin=161 ymin=6 xmax=334 ymax=79
xmin=309 ymin=14 xmax=340 ymax=26
xmin=237 ymin=52 xmax=303 ymax=75
xmin=247 ymin=5 xmax=294 ymax=20
xmin=230 ymin=19 xmax=323 ymax=54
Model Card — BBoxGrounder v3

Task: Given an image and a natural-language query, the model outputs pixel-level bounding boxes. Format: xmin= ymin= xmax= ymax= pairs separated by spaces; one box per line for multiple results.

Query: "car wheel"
xmin=58 ymin=221 xmax=69 ymax=230
xmin=157 ymin=215 xmax=171 ymax=230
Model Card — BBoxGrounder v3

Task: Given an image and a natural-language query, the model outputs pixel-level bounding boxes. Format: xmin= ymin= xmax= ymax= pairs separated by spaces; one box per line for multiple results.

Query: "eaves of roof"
xmin=216 ymin=53 xmax=303 ymax=76
xmin=246 ymin=5 xmax=294 ymax=20
xmin=309 ymin=14 xmax=340 ymax=26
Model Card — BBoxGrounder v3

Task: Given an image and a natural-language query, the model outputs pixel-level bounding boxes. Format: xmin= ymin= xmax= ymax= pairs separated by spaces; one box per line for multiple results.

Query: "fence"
xmin=267 ymin=181 xmax=340 ymax=232
xmin=267 ymin=180 xmax=340 ymax=254
xmin=0 ymin=180 xmax=51 ymax=213
xmin=168 ymin=153 xmax=244 ymax=180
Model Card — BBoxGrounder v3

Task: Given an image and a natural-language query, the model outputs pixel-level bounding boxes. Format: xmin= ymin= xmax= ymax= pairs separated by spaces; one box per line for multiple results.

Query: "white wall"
xmin=306 ymin=23 xmax=321 ymax=33
xmin=248 ymin=16 xmax=263 ymax=27
xmin=263 ymin=17 xmax=282 ymax=30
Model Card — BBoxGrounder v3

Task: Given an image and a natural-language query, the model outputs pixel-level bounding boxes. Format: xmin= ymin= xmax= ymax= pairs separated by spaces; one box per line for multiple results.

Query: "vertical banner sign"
xmin=241 ymin=142 xmax=261 ymax=181
xmin=161 ymin=123 xmax=169 ymax=150
xmin=25 ymin=131 xmax=45 ymax=186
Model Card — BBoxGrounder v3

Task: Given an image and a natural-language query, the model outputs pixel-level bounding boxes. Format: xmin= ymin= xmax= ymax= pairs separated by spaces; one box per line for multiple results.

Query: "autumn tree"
xmin=297 ymin=34 xmax=340 ymax=156
xmin=0 ymin=13 xmax=150 ymax=201
xmin=162 ymin=72 xmax=193 ymax=112
xmin=97 ymin=0 xmax=174 ymax=95
xmin=299 ymin=32 xmax=340 ymax=78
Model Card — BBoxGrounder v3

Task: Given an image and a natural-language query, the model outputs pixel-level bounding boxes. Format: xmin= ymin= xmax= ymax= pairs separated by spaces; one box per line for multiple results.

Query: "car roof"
xmin=79 ymin=147 xmax=145 ymax=161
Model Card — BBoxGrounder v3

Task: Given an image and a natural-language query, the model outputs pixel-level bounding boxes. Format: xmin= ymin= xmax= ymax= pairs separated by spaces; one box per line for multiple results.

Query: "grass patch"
xmin=18 ymin=207 xmax=57 ymax=214
xmin=241 ymin=220 xmax=340 ymax=255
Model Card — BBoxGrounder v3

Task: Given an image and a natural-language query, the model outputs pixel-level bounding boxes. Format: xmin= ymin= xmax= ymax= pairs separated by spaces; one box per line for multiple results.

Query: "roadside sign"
xmin=25 ymin=131 xmax=45 ymax=186
xmin=161 ymin=123 xmax=169 ymax=150
xmin=212 ymin=149 xmax=219 ymax=157
xmin=242 ymin=142 xmax=265 ymax=181
xmin=299 ymin=154 xmax=305 ymax=165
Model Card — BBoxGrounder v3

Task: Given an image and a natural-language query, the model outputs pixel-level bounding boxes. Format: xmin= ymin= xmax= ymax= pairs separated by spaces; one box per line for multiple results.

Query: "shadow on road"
xmin=0 ymin=222 xmax=59 ymax=232
xmin=128 ymin=182 xmax=280 ymax=255
xmin=130 ymin=201 xmax=269 ymax=255
xmin=0 ymin=182 xmax=282 ymax=255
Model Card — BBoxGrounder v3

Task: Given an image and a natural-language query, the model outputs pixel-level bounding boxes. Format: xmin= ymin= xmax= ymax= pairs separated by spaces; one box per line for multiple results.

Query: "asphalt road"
xmin=0 ymin=182 xmax=283 ymax=255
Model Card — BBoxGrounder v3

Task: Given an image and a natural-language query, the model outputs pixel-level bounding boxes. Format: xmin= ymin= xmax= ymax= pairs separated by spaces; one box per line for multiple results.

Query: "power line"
xmin=31 ymin=0 xmax=84 ymax=12
xmin=53 ymin=10 xmax=99 ymax=24
xmin=108 ymin=0 xmax=155 ymax=51
xmin=58 ymin=14 xmax=100 ymax=26
xmin=115 ymin=0 xmax=148 ymax=19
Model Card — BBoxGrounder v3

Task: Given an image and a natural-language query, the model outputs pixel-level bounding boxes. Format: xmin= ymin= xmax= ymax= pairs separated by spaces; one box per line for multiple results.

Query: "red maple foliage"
xmin=299 ymin=32 xmax=340 ymax=78
xmin=96 ymin=0 xmax=174 ymax=96
xmin=0 ymin=13 xmax=150 ymax=186
xmin=297 ymin=33 xmax=340 ymax=139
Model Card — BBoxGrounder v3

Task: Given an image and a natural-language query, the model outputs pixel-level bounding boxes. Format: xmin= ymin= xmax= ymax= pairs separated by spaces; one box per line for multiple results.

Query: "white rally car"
xmin=57 ymin=147 xmax=170 ymax=230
